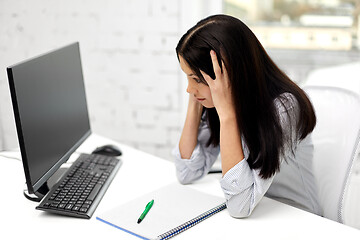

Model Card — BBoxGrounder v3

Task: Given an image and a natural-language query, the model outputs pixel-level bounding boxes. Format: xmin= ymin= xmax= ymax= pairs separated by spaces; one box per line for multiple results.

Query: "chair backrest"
xmin=304 ymin=62 xmax=360 ymax=96
xmin=303 ymin=86 xmax=360 ymax=223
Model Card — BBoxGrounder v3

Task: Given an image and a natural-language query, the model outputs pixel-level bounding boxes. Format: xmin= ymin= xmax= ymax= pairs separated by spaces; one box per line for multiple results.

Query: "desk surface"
xmin=0 ymin=134 xmax=359 ymax=239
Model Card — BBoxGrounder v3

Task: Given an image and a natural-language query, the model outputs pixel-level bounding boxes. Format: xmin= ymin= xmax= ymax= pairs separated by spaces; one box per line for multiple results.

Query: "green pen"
xmin=137 ymin=199 xmax=154 ymax=224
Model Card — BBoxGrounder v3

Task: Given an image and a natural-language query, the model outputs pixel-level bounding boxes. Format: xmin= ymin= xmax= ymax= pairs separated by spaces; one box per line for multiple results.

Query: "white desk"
xmin=0 ymin=134 xmax=359 ymax=239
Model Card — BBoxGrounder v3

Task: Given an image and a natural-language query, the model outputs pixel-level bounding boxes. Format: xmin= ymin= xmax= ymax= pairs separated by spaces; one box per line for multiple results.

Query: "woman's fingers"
xmin=210 ymin=50 xmax=222 ymax=78
xmin=201 ymin=50 xmax=229 ymax=89
xmin=212 ymin=51 xmax=231 ymax=89
xmin=221 ymin=59 xmax=231 ymax=89
xmin=200 ymin=69 xmax=213 ymax=87
xmin=200 ymin=50 xmax=221 ymax=87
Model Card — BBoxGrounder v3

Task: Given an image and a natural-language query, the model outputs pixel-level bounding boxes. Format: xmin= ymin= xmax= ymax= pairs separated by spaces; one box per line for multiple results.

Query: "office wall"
xmin=0 ymin=0 xmax=221 ymax=160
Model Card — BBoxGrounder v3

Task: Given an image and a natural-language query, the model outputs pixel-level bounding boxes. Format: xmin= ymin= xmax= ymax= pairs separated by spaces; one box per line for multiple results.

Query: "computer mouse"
xmin=92 ymin=144 xmax=122 ymax=156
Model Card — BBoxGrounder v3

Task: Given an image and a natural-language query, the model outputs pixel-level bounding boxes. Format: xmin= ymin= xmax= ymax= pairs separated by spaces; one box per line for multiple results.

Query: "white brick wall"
xmin=0 ymin=0 xmax=191 ymax=161
xmin=0 ymin=0 xmax=224 ymax=161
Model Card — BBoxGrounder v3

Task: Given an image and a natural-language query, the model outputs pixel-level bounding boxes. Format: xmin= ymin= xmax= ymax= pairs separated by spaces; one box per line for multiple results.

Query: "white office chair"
xmin=303 ymin=62 xmax=360 ymax=96
xmin=303 ymin=86 xmax=360 ymax=226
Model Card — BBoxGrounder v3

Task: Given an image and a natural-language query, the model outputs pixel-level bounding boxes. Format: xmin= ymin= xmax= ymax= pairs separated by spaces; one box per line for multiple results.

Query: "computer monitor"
xmin=7 ymin=42 xmax=91 ymax=201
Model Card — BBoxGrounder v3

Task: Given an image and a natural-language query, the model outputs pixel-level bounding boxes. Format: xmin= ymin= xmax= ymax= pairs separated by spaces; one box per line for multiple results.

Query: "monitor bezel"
xmin=6 ymin=42 xmax=91 ymax=196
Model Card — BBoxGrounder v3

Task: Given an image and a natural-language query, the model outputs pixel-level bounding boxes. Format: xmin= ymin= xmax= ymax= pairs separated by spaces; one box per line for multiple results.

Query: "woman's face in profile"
xmin=178 ymin=55 xmax=214 ymax=108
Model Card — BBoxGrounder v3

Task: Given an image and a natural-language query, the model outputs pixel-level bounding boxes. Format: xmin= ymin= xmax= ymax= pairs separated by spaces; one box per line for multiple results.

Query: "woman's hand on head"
xmin=201 ymin=50 xmax=236 ymax=121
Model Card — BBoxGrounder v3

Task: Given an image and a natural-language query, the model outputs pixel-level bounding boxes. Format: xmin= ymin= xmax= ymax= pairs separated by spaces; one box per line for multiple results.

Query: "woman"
xmin=173 ymin=14 xmax=322 ymax=218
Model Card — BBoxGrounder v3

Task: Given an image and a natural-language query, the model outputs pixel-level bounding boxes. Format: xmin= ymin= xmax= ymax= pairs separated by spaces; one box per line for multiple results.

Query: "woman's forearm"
xmin=179 ymin=99 xmax=203 ymax=159
xmin=219 ymin=114 xmax=245 ymax=175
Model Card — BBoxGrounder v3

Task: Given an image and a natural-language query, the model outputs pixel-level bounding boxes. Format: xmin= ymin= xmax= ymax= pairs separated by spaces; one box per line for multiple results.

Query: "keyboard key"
xmin=65 ymin=204 xmax=73 ymax=210
xmin=79 ymin=208 xmax=88 ymax=213
xmin=58 ymin=204 xmax=66 ymax=209
xmin=88 ymin=184 xmax=102 ymax=201
xmin=73 ymin=206 xmax=80 ymax=211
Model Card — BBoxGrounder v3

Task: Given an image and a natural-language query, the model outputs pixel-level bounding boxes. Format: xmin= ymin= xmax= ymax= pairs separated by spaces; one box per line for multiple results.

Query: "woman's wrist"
xmin=217 ymin=107 xmax=237 ymax=123
xmin=187 ymin=97 xmax=203 ymax=122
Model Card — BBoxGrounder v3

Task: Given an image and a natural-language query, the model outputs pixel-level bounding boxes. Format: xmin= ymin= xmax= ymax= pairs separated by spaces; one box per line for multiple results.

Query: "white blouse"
xmin=173 ymin=93 xmax=323 ymax=218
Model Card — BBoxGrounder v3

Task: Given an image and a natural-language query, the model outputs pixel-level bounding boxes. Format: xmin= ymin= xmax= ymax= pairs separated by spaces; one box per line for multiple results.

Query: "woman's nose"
xmin=186 ymin=81 xmax=196 ymax=94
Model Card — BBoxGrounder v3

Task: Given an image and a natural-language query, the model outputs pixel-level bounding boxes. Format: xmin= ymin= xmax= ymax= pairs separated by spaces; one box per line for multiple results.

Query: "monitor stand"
xmin=23 ymin=183 xmax=49 ymax=202
xmin=23 ymin=166 xmax=69 ymax=202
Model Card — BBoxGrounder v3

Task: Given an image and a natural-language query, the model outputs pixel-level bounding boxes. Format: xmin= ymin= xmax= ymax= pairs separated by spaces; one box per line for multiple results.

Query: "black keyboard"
xmin=36 ymin=153 xmax=122 ymax=219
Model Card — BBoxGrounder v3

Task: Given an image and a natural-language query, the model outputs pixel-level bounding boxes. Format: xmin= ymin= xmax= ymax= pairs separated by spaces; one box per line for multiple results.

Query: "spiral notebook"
xmin=96 ymin=183 xmax=226 ymax=240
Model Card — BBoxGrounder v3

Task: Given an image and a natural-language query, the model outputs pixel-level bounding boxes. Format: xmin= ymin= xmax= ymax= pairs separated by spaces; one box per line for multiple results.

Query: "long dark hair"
xmin=176 ymin=14 xmax=316 ymax=179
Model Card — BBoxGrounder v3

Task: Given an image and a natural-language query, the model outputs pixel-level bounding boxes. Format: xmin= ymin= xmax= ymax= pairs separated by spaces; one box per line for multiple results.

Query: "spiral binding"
xmin=155 ymin=202 xmax=227 ymax=240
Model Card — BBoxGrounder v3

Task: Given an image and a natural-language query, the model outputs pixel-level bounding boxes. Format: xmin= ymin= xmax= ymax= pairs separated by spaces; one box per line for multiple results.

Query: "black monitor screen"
xmin=7 ymin=42 xmax=91 ymax=195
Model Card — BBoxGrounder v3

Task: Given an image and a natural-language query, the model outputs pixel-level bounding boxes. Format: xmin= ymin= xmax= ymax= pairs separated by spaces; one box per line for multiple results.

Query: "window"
xmin=223 ymin=0 xmax=360 ymax=89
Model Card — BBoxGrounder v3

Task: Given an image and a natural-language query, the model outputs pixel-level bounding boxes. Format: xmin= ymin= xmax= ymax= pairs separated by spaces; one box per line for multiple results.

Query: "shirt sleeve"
xmin=220 ymin=158 xmax=275 ymax=218
xmin=172 ymin=119 xmax=220 ymax=184
xmin=220 ymin=93 xmax=299 ymax=218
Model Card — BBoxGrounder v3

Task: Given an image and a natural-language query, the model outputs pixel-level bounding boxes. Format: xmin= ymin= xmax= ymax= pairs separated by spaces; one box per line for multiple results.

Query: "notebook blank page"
xmin=97 ymin=182 xmax=225 ymax=239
